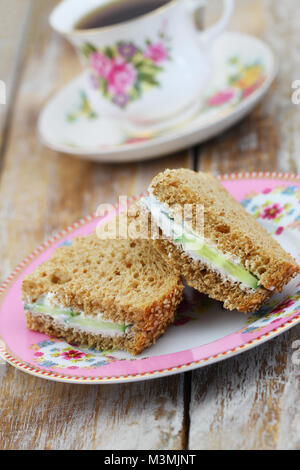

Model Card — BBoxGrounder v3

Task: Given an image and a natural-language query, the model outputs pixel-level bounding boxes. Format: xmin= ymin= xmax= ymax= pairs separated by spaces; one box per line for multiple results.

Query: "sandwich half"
xmin=139 ymin=169 xmax=300 ymax=313
xmin=22 ymin=228 xmax=183 ymax=355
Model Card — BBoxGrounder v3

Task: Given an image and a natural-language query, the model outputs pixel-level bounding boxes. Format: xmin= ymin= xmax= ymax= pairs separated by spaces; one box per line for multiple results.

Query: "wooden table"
xmin=0 ymin=0 xmax=299 ymax=450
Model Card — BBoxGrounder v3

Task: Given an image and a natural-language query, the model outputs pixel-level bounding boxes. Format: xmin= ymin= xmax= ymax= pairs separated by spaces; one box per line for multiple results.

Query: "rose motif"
xmin=90 ymin=52 xmax=112 ymax=79
xmin=82 ymin=31 xmax=171 ymax=109
xmin=107 ymin=58 xmax=137 ymax=95
xmin=144 ymin=42 xmax=168 ymax=64
xmin=208 ymin=89 xmax=235 ymax=107
xmin=61 ymin=349 xmax=87 ymax=360
xmin=261 ymin=203 xmax=283 ymax=220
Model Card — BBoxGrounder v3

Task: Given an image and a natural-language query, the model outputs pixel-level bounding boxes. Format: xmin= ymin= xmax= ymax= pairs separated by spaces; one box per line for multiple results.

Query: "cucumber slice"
xmin=175 ymin=233 xmax=259 ymax=290
xmin=25 ymin=303 xmax=127 ymax=333
xmin=24 ymin=304 xmax=74 ymax=317
xmin=69 ymin=316 xmax=126 ymax=333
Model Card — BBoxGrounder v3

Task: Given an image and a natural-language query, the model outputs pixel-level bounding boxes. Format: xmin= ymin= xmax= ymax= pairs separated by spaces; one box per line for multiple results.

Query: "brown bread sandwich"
xmin=22 ymin=220 xmax=183 ymax=355
xmin=139 ymin=169 xmax=300 ymax=313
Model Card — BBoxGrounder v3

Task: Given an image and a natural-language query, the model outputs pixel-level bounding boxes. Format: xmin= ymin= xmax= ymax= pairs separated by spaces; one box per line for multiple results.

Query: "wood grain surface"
xmin=0 ymin=0 xmax=299 ymax=450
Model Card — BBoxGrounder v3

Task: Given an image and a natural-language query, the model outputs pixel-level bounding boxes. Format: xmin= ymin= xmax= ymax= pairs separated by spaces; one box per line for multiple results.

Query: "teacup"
xmin=50 ymin=0 xmax=234 ymax=127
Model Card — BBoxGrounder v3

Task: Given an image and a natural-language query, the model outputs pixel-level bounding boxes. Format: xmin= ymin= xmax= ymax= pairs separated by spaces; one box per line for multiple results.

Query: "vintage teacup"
xmin=50 ymin=0 xmax=234 ymax=127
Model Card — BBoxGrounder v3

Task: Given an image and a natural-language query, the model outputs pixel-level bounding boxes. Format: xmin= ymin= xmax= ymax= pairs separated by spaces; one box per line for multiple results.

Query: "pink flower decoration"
xmin=261 ymin=203 xmax=283 ymax=220
xmin=275 ymin=226 xmax=284 ymax=236
xmin=262 ymin=188 xmax=272 ymax=194
xmin=34 ymin=352 xmax=43 ymax=357
xmin=271 ymin=318 xmax=283 ymax=324
xmin=107 ymin=58 xmax=137 ymax=95
xmin=208 ymin=89 xmax=235 ymax=106
xmin=125 ymin=136 xmax=151 ymax=144
xmin=61 ymin=349 xmax=86 ymax=360
xmin=144 ymin=42 xmax=168 ymax=64
xmin=90 ymin=52 xmax=112 ymax=79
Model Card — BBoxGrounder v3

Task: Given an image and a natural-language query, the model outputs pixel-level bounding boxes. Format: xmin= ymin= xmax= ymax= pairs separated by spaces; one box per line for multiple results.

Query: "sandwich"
xmin=22 ymin=218 xmax=183 ymax=355
xmin=139 ymin=169 xmax=300 ymax=313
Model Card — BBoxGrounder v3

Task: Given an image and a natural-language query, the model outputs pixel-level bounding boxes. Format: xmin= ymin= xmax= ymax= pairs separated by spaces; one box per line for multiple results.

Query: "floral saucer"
xmin=0 ymin=173 xmax=300 ymax=384
xmin=38 ymin=32 xmax=277 ymax=162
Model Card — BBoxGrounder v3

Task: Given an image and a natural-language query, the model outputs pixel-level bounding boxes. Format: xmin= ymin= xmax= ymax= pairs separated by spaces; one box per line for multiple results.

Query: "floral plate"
xmin=0 ymin=173 xmax=300 ymax=384
xmin=38 ymin=32 xmax=277 ymax=162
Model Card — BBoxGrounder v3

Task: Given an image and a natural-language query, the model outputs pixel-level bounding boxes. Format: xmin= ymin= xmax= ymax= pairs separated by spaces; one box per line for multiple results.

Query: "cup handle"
xmin=188 ymin=0 xmax=234 ymax=45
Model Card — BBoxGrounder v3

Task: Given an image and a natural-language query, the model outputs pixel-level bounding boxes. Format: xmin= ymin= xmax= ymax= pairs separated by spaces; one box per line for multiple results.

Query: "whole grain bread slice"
xmin=149 ymin=169 xmax=300 ymax=293
xmin=22 ymin=213 xmax=183 ymax=355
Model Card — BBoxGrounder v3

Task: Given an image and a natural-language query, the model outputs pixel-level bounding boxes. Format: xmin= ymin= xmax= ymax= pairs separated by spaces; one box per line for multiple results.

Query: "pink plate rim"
xmin=0 ymin=171 xmax=300 ymax=384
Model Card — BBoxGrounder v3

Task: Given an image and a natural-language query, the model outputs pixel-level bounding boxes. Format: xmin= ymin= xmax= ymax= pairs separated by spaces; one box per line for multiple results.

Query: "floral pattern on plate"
xmin=204 ymin=57 xmax=266 ymax=110
xmin=241 ymin=290 xmax=300 ymax=334
xmin=241 ymin=184 xmax=300 ymax=235
xmin=66 ymin=91 xmax=98 ymax=122
xmin=29 ymin=339 xmax=137 ymax=370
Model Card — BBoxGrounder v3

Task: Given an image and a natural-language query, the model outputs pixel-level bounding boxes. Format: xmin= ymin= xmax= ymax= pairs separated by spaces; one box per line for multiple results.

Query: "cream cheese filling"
xmin=25 ymin=294 xmax=131 ymax=337
xmin=140 ymin=194 xmax=260 ymax=292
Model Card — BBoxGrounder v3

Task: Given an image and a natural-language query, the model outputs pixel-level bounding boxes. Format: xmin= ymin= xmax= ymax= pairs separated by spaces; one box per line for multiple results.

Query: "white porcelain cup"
xmin=50 ymin=0 xmax=234 ymax=127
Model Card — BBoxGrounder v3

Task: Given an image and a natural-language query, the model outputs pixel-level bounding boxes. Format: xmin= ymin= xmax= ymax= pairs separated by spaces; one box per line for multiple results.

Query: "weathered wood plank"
xmin=0 ymin=0 xmax=31 ymax=157
xmin=0 ymin=366 xmax=185 ymax=450
xmin=198 ymin=0 xmax=278 ymax=175
xmin=190 ymin=0 xmax=300 ymax=450
xmin=206 ymin=0 xmax=264 ymax=36
xmin=262 ymin=0 xmax=300 ymax=173
xmin=0 ymin=0 xmax=190 ymax=450
xmin=189 ymin=326 xmax=300 ymax=450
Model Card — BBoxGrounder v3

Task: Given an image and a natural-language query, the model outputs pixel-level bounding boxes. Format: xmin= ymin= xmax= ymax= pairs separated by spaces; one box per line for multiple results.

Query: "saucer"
xmin=38 ymin=32 xmax=277 ymax=163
